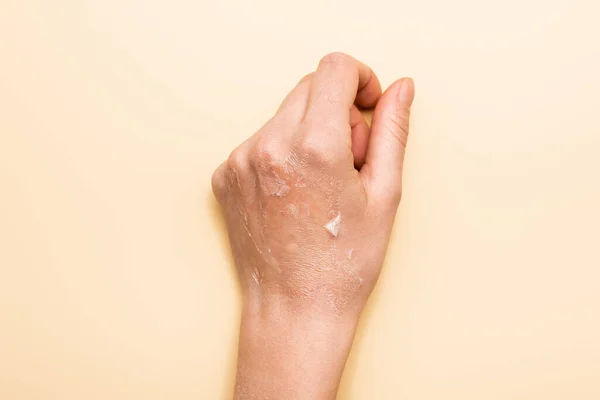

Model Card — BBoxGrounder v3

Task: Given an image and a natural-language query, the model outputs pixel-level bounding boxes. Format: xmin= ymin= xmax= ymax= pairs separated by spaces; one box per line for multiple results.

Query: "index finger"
xmin=305 ymin=53 xmax=382 ymax=122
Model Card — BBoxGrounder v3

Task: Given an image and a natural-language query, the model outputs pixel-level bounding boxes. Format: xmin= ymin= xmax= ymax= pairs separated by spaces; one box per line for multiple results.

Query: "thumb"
xmin=362 ymin=77 xmax=415 ymax=205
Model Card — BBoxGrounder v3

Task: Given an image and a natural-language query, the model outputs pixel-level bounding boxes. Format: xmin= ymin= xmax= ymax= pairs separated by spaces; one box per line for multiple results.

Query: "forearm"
xmin=234 ymin=295 xmax=360 ymax=400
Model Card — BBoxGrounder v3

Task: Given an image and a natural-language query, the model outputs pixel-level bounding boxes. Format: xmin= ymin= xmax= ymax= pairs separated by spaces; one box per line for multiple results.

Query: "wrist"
xmin=243 ymin=280 xmax=366 ymax=324
xmin=241 ymin=292 xmax=360 ymax=349
xmin=234 ymin=294 xmax=360 ymax=400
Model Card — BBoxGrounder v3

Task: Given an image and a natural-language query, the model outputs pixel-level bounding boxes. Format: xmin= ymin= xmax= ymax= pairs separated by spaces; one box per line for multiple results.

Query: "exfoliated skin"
xmin=212 ymin=52 xmax=415 ymax=400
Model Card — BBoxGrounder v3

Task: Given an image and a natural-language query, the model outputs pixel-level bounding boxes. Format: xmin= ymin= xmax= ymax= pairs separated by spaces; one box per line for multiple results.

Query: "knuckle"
xmin=227 ymin=147 xmax=247 ymax=171
xmin=298 ymin=136 xmax=339 ymax=166
xmin=250 ymin=138 xmax=283 ymax=169
xmin=295 ymin=120 xmax=350 ymax=166
xmin=211 ymin=164 xmax=227 ymax=198
xmin=320 ymin=52 xmax=352 ymax=68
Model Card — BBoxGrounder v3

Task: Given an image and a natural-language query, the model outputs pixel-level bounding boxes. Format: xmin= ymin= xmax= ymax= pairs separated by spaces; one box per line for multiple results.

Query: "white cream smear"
xmin=274 ymin=184 xmax=290 ymax=197
xmin=268 ymin=172 xmax=290 ymax=197
xmin=324 ymin=213 xmax=341 ymax=237
xmin=346 ymin=248 xmax=354 ymax=260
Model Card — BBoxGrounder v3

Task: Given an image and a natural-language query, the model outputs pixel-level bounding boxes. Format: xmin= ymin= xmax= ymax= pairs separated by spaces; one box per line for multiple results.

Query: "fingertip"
xmin=397 ymin=77 xmax=415 ymax=107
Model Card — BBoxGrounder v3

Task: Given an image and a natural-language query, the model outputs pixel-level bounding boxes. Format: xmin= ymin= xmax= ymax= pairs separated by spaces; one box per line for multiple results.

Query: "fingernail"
xmin=398 ymin=77 xmax=415 ymax=107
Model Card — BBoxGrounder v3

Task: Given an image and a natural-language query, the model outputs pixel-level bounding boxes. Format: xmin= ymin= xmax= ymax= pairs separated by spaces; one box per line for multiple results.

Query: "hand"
xmin=212 ymin=52 xmax=415 ymax=399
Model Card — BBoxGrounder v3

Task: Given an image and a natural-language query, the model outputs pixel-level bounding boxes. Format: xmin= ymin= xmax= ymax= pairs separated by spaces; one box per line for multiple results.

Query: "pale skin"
xmin=212 ymin=52 xmax=415 ymax=399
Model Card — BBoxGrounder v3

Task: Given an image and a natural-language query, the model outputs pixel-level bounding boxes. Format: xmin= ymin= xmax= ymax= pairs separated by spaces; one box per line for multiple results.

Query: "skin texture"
xmin=212 ymin=52 xmax=415 ymax=400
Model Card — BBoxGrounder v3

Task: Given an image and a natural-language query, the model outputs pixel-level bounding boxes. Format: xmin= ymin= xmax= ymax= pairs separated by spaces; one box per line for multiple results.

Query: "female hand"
xmin=212 ymin=52 xmax=414 ymax=400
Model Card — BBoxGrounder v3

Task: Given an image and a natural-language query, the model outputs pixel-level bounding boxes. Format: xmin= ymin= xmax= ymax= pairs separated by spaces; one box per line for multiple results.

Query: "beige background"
xmin=1 ymin=0 xmax=600 ymax=399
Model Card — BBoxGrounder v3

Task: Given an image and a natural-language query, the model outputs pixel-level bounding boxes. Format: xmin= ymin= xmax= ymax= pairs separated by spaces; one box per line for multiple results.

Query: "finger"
xmin=350 ymin=105 xmax=370 ymax=169
xmin=276 ymin=73 xmax=313 ymax=120
xmin=306 ymin=52 xmax=381 ymax=125
xmin=362 ymin=78 xmax=415 ymax=205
